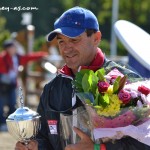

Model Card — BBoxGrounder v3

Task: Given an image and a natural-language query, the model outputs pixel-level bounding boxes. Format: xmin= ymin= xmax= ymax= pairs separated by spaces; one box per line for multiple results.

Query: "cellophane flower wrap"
xmin=72 ymin=68 xmax=150 ymax=145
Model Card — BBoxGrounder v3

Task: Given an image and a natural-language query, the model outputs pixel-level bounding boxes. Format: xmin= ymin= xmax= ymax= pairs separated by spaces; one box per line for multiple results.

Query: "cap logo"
xmin=55 ymin=13 xmax=84 ymax=29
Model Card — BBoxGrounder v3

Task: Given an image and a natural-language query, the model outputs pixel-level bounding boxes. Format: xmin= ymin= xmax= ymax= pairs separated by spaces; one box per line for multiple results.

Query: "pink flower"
xmin=138 ymin=85 xmax=150 ymax=96
xmin=106 ymin=68 xmax=124 ymax=84
xmin=130 ymin=90 xmax=139 ymax=99
xmin=107 ymin=68 xmax=124 ymax=77
xmin=97 ymin=81 xmax=110 ymax=93
xmin=137 ymin=100 xmax=143 ymax=108
xmin=104 ymin=75 xmax=117 ymax=84
xmin=118 ymin=90 xmax=131 ymax=104
xmin=110 ymin=75 xmax=118 ymax=84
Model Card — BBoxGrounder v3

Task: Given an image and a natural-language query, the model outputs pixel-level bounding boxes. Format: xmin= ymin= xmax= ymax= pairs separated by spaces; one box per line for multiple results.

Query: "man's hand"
xmin=65 ymin=127 xmax=94 ymax=150
xmin=15 ymin=140 xmax=38 ymax=150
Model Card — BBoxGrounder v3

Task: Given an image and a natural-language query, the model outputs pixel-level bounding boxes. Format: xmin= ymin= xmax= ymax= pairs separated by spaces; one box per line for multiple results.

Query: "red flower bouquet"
xmin=72 ymin=68 xmax=150 ymax=143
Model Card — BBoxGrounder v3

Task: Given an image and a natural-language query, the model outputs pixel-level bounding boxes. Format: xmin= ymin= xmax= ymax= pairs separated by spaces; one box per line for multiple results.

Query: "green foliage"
xmin=1 ymin=0 xmax=150 ymax=56
xmin=117 ymin=40 xmax=128 ymax=56
xmin=95 ymin=68 xmax=105 ymax=81
xmin=0 ymin=16 xmax=10 ymax=51
xmin=119 ymin=0 xmax=150 ymax=24
xmin=33 ymin=36 xmax=46 ymax=51
xmin=82 ymin=73 xmax=91 ymax=92
xmin=73 ymin=68 xmax=107 ymax=95
xmin=113 ymin=75 xmax=127 ymax=94
xmin=73 ymin=67 xmax=127 ymax=107
xmin=113 ymin=76 xmax=121 ymax=94
xmin=95 ymin=93 xmax=110 ymax=106
xmin=72 ymin=69 xmax=89 ymax=92
xmin=98 ymin=39 xmax=110 ymax=55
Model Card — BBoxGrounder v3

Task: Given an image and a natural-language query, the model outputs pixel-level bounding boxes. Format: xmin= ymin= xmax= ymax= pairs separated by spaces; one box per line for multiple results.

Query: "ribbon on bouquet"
xmin=93 ymin=119 xmax=150 ymax=146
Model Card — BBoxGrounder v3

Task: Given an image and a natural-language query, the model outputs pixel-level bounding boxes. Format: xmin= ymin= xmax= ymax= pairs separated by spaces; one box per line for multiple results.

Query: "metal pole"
xmin=24 ymin=25 xmax=35 ymax=105
xmin=110 ymin=0 xmax=119 ymax=57
xmin=27 ymin=25 xmax=35 ymax=52
xmin=26 ymin=25 xmax=35 ymax=72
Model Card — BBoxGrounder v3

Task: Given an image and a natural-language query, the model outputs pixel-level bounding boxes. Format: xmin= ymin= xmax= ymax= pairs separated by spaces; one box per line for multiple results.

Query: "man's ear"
xmin=94 ymin=31 xmax=102 ymax=46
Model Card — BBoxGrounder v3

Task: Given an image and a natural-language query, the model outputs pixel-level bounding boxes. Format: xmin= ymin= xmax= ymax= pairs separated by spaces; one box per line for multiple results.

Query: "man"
xmin=15 ymin=6 xmax=150 ymax=150
xmin=0 ymin=39 xmax=47 ymax=131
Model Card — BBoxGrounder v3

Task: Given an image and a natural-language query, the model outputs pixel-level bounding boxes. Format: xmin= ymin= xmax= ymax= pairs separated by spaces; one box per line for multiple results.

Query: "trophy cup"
xmin=6 ymin=87 xmax=41 ymax=145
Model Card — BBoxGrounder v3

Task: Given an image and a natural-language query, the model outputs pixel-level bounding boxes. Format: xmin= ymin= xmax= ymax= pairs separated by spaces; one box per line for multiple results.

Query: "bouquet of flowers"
xmin=72 ymin=68 xmax=150 ymax=145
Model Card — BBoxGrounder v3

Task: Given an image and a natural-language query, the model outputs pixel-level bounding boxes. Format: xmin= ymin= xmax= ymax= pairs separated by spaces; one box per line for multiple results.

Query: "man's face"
xmin=57 ymin=31 xmax=101 ymax=73
xmin=6 ymin=45 xmax=17 ymax=56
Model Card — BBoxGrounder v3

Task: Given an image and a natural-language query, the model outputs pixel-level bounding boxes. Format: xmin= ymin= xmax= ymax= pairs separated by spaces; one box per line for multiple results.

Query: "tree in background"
xmin=0 ymin=0 xmax=150 ymax=55
xmin=0 ymin=16 xmax=10 ymax=51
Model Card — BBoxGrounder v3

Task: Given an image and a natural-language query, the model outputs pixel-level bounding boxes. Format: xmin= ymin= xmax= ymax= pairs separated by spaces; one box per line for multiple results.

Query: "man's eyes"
xmin=71 ymin=39 xmax=80 ymax=42
xmin=57 ymin=38 xmax=80 ymax=44
xmin=57 ymin=40 xmax=64 ymax=44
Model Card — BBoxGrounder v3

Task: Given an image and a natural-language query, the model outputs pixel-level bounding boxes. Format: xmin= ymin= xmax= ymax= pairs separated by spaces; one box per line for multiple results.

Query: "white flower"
xmin=137 ymin=100 xmax=143 ymax=108
xmin=130 ymin=90 xmax=139 ymax=99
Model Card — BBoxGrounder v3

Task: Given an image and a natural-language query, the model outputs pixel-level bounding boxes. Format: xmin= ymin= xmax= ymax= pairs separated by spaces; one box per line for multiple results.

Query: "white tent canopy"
xmin=114 ymin=20 xmax=150 ymax=71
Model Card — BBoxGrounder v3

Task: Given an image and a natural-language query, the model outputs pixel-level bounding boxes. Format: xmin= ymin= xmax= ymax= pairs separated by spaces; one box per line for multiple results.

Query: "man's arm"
xmin=103 ymin=58 xmax=141 ymax=78
xmin=19 ymin=51 xmax=48 ymax=65
xmin=65 ymin=127 xmax=150 ymax=150
xmin=65 ymin=127 xmax=94 ymax=150
xmin=106 ymin=136 xmax=150 ymax=150
xmin=36 ymin=84 xmax=53 ymax=149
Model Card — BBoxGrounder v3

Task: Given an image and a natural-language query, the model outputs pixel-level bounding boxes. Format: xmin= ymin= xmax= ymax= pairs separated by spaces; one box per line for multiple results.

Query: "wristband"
xmin=94 ymin=144 xmax=106 ymax=150
xmin=94 ymin=144 xmax=100 ymax=150
xmin=100 ymin=144 xmax=106 ymax=150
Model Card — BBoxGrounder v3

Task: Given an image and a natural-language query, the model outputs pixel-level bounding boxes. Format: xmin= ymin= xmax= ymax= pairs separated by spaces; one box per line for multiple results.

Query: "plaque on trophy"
xmin=6 ymin=87 xmax=41 ymax=144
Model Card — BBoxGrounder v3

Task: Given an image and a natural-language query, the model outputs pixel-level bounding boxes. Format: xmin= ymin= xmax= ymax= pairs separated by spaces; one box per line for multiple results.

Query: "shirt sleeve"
xmin=105 ymin=136 xmax=150 ymax=150
xmin=36 ymin=84 xmax=53 ymax=150
xmin=19 ymin=51 xmax=48 ymax=66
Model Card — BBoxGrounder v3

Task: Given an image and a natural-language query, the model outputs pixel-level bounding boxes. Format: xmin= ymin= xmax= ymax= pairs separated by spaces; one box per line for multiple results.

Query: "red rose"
xmin=97 ymin=81 xmax=110 ymax=93
xmin=118 ymin=90 xmax=131 ymax=104
xmin=110 ymin=75 xmax=118 ymax=84
xmin=138 ymin=85 xmax=150 ymax=96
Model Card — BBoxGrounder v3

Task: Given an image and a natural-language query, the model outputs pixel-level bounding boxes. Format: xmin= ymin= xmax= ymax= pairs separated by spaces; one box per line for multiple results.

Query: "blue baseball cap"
xmin=47 ymin=6 xmax=99 ymax=41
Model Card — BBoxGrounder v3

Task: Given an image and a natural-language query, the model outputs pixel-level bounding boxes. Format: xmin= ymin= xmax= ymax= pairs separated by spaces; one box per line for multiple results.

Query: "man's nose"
xmin=64 ymin=41 xmax=73 ymax=51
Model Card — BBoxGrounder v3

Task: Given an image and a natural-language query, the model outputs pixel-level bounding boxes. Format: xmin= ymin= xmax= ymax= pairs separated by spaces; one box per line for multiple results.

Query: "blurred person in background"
xmin=0 ymin=39 xmax=47 ymax=131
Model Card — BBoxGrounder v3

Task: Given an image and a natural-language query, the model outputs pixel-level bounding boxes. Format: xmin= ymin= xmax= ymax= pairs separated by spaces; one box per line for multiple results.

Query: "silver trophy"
xmin=6 ymin=87 xmax=41 ymax=144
